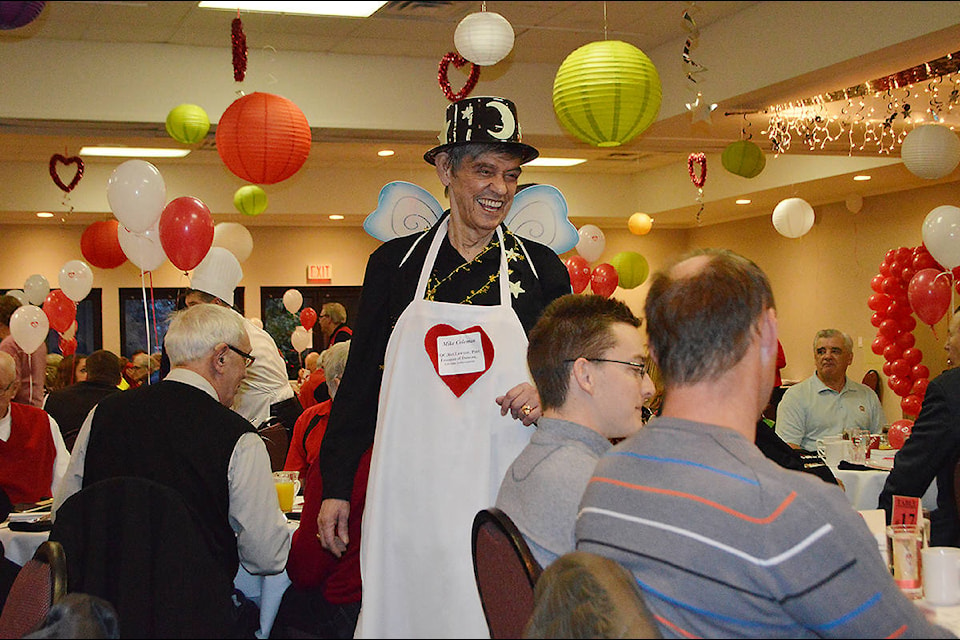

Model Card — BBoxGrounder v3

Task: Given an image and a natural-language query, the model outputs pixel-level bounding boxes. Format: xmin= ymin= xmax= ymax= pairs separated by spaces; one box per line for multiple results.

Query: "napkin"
xmin=838 ymin=461 xmax=873 ymax=471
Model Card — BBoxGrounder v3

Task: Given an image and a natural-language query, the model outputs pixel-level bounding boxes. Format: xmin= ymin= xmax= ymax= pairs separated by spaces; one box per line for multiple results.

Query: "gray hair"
xmin=164 ymin=304 xmax=247 ymax=366
xmin=813 ymin=329 xmax=852 ymax=353
xmin=320 ymin=340 xmax=350 ymax=381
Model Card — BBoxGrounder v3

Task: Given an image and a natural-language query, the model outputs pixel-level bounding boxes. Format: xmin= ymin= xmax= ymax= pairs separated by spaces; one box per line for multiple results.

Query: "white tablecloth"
xmin=0 ymin=518 xmax=298 ymax=639
xmin=833 ymin=467 xmax=938 ymax=512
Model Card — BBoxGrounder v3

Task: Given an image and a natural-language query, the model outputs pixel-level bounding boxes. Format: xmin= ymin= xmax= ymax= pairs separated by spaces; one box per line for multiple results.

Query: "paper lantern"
xmin=553 ymin=40 xmax=662 ymax=147
xmin=628 ymin=212 xmax=653 ymax=235
xmin=216 ymin=92 xmax=312 ymax=185
xmin=610 ymin=251 xmax=649 ymax=289
xmin=901 ymin=124 xmax=960 ymax=179
xmin=165 ymin=104 xmax=210 ymax=145
xmin=454 ymin=11 xmax=514 ymax=66
xmin=233 ymin=184 xmax=268 ymax=216
xmin=845 ymin=193 xmax=864 ymax=213
xmin=772 ymin=198 xmax=815 ymax=238
xmin=81 ymin=220 xmax=127 ymax=269
xmin=0 ymin=1 xmax=45 ymax=30
xmin=721 ymin=140 xmax=766 ymax=178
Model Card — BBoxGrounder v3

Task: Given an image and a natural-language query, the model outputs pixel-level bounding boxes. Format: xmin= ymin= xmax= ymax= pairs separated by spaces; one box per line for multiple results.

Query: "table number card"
xmin=892 ymin=495 xmax=922 ymax=526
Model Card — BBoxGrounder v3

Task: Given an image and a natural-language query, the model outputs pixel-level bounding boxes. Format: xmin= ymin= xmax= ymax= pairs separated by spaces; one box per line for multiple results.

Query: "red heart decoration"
xmin=424 ymin=324 xmax=494 ymax=397
xmin=49 ymin=154 xmax=85 ymax=193
xmin=437 ymin=52 xmax=480 ymax=102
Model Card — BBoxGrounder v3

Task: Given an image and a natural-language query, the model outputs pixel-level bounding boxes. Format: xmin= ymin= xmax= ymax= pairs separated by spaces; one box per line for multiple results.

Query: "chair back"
xmin=861 ymin=369 xmax=881 ymax=399
xmin=259 ymin=417 xmax=290 ymax=472
xmin=0 ymin=541 xmax=68 ymax=638
xmin=471 ymin=507 xmax=543 ymax=639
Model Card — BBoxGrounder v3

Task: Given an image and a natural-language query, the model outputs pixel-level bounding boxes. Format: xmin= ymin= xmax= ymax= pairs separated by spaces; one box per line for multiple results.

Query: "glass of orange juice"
xmin=273 ymin=471 xmax=296 ymax=512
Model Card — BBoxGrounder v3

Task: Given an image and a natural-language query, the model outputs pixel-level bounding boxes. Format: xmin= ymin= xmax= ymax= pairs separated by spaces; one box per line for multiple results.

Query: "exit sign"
xmin=307 ymin=264 xmax=332 ymax=283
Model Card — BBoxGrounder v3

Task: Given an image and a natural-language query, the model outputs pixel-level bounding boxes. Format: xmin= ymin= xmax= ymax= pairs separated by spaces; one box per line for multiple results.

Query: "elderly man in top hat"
xmin=182 ymin=247 xmax=301 ymax=434
xmin=317 ymin=96 xmax=571 ymax=637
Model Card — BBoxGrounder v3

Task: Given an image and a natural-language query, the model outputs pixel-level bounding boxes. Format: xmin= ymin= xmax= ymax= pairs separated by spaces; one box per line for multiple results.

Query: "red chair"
xmin=471 ymin=508 xmax=543 ymax=639
xmin=0 ymin=541 xmax=68 ymax=638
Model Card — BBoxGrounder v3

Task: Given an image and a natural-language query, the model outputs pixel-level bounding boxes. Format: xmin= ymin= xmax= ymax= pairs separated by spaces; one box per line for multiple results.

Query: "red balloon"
xmin=900 ymin=315 xmax=917 ymax=333
xmin=867 ymin=293 xmax=891 ymax=312
xmin=910 ymin=378 xmax=929 ymax=397
xmin=894 ymin=331 xmax=915 ymax=350
xmin=300 ymin=307 xmax=317 ymax=331
xmin=912 ymin=364 xmax=930 ymax=379
xmin=870 ymin=274 xmax=885 ymax=293
xmin=900 ymin=396 xmax=923 ymax=418
xmin=884 ymin=343 xmax=903 ymax=363
xmin=886 ymin=300 xmax=912 ymax=320
xmin=882 ymin=360 xmax=894 ymax=377
xmin=890 ymin=375 xmax=913 ymax=397
xmin=902 ymin=347 xmax=923 ymax=366
xmin=878 ymin=318 xmax=901 ymax=339
xmin=870 ymin=312 xmax=884 ymax=328
xmin=589 ymin=263 xmax=619 ymax=298
xmin=871 ymin=335 xmax=889 ymax=356
xmin=58 ymin=336 xmax=77 ymax=357
xmin=887 ymin=419 xmax=914 ymax=448
xmin=81 ymin=219 xmax=127 ymax=269
xmin=881 ymin=276 xmax=902 ymax=297
xmin=908 ymin=268 xmax=952 ymax=327
xmin=43 ymin=290 xmax=76 ymax=334
xmin=565 ymin=256 xmax=591 ymax=294
xmin=159 ymin=196 xmax=215 ymax=271
xmin=890 ymin=358 xmax=911 ymax=378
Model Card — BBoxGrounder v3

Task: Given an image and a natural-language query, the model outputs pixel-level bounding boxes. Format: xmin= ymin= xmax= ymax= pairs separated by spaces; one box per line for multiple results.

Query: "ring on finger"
xmin=521 ymin=404 xmax=533 ymax=416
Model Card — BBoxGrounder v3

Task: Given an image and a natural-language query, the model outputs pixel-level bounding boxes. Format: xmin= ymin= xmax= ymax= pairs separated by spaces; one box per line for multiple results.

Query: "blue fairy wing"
xmin=503 ymin=184 xmax=579 ymax=254
xmin=363 ymin=181 xmax=443 ymax=242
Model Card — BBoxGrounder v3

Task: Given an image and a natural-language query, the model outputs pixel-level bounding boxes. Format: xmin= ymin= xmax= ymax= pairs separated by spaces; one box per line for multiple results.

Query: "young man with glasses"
xmin=495 ymin=294 xmax=655 ymax=568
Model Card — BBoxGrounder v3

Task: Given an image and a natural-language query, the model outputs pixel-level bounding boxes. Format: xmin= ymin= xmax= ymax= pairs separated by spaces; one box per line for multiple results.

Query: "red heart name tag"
xmin=424 ymin=324 xmax=494 ymax=397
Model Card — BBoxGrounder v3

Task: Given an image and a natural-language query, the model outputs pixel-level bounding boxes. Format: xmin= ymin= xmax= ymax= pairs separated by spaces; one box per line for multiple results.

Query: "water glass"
xmin=887 ymin=523 xmax=926 ymax=598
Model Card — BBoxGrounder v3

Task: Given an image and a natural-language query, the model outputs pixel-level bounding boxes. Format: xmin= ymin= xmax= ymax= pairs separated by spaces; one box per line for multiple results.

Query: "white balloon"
xmin=845 ymin=193 xmax=863 ymax=214
xmin=283 ymin=289 xmax=303 ymax=315
xmin=5 ymin=290 xmax=26 ymax=305
xmin=23 ymin=274 xmax=50 ymax=306
xmin=212 ymin=222 xmax=254 ymax=263
xmin=772 ymin=198 xmax=815 ymax=238
xmin=9 ymin=305 xmax=49 ymax=354
xmin=58 ymin=259 xmax=93 ymax=302
xmin=575 ymin=224 xmax=606 ymax=263
xmin=248 ymin=317 xmax=263 ymax=330
xmin=922 ymin=205 xmax=960 ymax=270
xmin=118 ymin=222 xmax=168 ymax=272
xmin=107 ymin=160 xmax=166 ymax=234
xmin=291 ymin=326 xmax=312 ymax=352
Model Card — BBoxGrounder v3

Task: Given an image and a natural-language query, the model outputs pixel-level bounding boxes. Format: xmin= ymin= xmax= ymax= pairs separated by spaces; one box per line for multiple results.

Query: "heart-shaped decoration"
xmin=424 ymin=324 xmax=494 ymax=397
xmin=49 ymin=154 xmax=85 ymax=193
xmin=437 ymin=51 xmax=480 ymax=102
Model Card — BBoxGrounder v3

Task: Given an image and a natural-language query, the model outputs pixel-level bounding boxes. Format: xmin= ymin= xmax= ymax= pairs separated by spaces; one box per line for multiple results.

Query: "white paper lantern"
xmin=454 ymin=11 xmax=514 ymax=66
xmin=772 ymin=198 xmax=815 ymax=238
xmin=901 ymin=124 xmax=960 ymax=179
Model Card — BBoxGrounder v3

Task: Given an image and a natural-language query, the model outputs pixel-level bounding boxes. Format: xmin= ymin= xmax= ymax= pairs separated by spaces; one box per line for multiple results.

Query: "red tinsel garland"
xmin=688 ymin=152 xmax=707 ymax=188
xmin=438 ymin=52 xmax=480 ymax=102
xmin=232 ymin=16 xmax=247 ymax=82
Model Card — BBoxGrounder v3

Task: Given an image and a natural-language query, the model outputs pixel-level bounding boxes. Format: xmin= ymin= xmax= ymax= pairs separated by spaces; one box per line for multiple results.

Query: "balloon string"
xmin=148 ymin=272 xmax=161 ymax=374
xmin=140 ymin=270 xmax=151 ymax=366
xmin=27 ymin=353 xmax=34 ymax=403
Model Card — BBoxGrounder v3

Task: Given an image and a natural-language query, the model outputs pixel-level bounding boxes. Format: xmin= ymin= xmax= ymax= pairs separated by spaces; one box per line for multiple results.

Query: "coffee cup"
xmin=816 ymin=435 xmax=845 ymax=467
xmin=922 ymin=547 xmax=960 ymax=605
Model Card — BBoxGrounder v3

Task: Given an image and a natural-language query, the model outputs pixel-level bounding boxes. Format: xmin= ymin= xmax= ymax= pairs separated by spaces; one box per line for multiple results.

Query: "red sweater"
xmin=287 ymin=447 xmax=371 ymax=604
xmin=0 ymin=403 xmax=55 ymax=503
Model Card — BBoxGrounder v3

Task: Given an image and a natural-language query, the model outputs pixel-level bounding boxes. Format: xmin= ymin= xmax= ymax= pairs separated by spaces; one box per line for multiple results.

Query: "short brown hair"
xmin=527 ymin=294 xmax=641 ymax=411
xmin=84 ymin=349 xmax=122 ymax=386
xmin=0 ymin=295 xmax=22 ymax=327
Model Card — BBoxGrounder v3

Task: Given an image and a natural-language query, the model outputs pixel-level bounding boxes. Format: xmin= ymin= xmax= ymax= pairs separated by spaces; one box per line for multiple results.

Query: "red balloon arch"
xmin=868 ymin=244 xmax=955 ymax=419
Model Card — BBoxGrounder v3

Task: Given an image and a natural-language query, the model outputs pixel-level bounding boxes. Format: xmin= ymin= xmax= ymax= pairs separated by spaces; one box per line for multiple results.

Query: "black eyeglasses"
xmin=227 ymin=345 xmax=256 ymax=367
xmin=563 ymin=358 xmax=647 ymax=377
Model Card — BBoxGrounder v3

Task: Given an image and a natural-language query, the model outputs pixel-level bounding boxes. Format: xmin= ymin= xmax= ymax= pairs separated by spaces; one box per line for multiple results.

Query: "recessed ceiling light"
xmin=198 ymin=2 xmax=387 ymax=17
xmin=735 ymin=199 xmax=752 ymax=205
xmin=377 ymin=149 xmax=395 ymax=157
xmin=853 ymin=174 xmax=872 ymax=181
xmin=524 ymin=157 xmax=587 ymax=167
xmin=329 ymin=214 xmax=344 ymax=221
xmin=80 ymin=146 xmax=191 ymax=158
xmin=36 ymin=212 xmax=54 ymax=218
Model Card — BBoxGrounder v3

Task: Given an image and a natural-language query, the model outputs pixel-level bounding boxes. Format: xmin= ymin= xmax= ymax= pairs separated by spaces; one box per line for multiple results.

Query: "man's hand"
xmin=317 ymin=498 xmax=351 ymax=558
xmin=496 ymin=382 xmax=541 ymax=427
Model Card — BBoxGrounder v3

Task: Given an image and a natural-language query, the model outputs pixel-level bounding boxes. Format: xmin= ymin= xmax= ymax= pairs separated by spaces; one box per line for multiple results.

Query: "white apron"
xmin=355 ymin=219 xmax=534 ymax=638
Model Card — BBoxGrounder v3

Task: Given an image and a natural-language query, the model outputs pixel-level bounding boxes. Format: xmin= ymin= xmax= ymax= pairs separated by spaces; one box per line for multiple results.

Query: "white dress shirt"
xmin=0 ymin=406 xmax=69 ymax=499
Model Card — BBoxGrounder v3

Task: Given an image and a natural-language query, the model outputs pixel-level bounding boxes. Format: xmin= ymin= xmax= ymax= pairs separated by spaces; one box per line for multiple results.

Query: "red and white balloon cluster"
xmin=283 ymin=289 xmax=317 ymax=354
xmin=563 ymin=225 xmax=651 ymax=298
xmin=5 ymin=261 xmax=93 ymax=356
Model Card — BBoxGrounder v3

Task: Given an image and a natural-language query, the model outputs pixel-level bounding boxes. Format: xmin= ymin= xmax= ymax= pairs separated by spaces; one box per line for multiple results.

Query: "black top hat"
xmin=423 ymin=96 xmax=539 ymax=165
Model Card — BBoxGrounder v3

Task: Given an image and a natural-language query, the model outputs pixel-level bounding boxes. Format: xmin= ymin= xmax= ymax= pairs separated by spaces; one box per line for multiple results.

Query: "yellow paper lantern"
xmin=552 ymin=40 xmax=662 ymax=147
xmin=233 ymin=185 xmax=268 ymax=217
xmin=165 ymin=104 xmax=210 ymax=145
xmin=610 ymin=251 xmax=649 ymax=289
xmin=721 ymin=140 xmax=766 ymax=178
xmin=628 ymin=212 xmax=653 ymax=235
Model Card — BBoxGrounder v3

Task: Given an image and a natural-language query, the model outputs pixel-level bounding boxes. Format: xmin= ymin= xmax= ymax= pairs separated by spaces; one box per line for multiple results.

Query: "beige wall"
xmin=3 ymin=179 xmax=956 ymax=424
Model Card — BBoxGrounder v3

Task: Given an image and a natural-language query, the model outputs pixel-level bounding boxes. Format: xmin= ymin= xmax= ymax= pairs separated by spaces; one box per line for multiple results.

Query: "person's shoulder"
xmin=933 ymin=366 xmax=960 ymax=385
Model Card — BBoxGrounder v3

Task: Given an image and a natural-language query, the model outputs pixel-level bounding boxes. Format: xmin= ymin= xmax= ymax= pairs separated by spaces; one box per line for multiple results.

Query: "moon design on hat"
xmin=486 ymin=99 xmax=516 ymax=140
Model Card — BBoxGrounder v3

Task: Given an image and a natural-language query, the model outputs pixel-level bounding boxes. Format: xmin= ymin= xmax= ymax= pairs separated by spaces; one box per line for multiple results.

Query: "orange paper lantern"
xmin=81 ymin=219 xmax=127 ymax=269
xmin=216 ymin=92 xmax=312 ymax=185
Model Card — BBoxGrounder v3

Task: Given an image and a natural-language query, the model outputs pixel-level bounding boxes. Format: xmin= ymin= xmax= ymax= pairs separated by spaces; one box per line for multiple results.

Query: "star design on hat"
xmin=686 ymin=92 xmax=718 ymax=125
xmin=509 ymin=278 xmax=525 ymax=298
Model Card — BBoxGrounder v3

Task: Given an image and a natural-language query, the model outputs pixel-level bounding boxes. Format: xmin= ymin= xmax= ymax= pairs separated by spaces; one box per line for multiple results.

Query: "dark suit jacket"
xmin=878 ymin=367 xmax=960 ymax=546
xmin=43 ymin=381 xmax=120 ymax=451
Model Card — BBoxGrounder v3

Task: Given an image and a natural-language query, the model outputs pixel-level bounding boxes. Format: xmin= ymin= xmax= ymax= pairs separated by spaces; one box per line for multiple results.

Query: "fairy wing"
xmin=503 ymin=184 xmax=579 ymax=254
xmin=363 ymin=181 xmax=444 ymax=242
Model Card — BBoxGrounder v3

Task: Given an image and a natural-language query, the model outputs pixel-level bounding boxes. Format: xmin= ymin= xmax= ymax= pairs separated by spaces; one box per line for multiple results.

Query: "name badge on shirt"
xmin=437 ymin=332 xmax=485 ymax=376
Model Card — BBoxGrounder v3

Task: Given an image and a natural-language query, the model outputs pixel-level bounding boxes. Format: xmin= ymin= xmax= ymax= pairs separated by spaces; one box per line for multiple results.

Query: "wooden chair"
xmin=0 ymin=541 xmax=68 ymax=638
xmin=471 ymin=508 xmax=543 ymax=639
xmin=862 ymin=369 xmax=882 ymax=400
xmin=259 ymin=417 xmax=290 ymax=472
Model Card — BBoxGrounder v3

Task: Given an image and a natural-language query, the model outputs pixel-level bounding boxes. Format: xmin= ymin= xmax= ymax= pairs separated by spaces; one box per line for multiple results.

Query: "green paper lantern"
xmin=233 ymin=185 xmax=268 ymax=217
xmin=610 ymin=251 xmax=649 ymax=290
xmin=721 ymin=140 xmax=766 ymax=178
xmin=165 ymin=104 xmax=210 ymax=145
xmin=552 ymin=40 xmax=662 ymax=148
